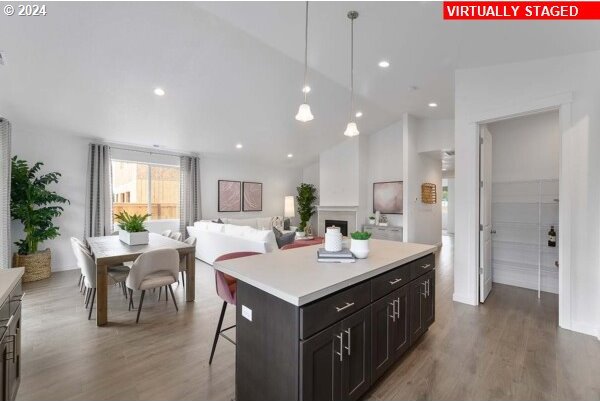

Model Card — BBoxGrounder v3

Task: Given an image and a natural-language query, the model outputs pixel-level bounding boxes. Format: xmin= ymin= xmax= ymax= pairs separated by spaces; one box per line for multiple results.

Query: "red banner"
xmin=443 ymin=1 xmax=600 ymax=19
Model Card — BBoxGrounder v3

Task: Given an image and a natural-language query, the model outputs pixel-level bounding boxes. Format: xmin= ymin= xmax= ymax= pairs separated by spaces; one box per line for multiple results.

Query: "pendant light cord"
xmin=303 ymin=1 xmax=309 ymax=103
xmin=350 ymin=15 xmax=355 ymax=122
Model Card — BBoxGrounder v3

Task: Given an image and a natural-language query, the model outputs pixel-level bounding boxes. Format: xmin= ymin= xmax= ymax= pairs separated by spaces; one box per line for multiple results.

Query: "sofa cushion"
xmin=273 ymin=227 xmax=296 ymax=249
xmin=283 ymin=218 xmax=291 ymax=231
xmin=206 ymin=222 xmax=225 ymax=233
xmin=227 ymin=218 xmax=258 ymax=229
xmin=223 ymin=224 xmax=253 ymax=237
xmin=256 ymin=217 xmax=273 ymax=230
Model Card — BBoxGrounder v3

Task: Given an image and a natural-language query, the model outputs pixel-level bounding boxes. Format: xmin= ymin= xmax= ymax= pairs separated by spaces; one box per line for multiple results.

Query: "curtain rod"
xmin=106 ymin=142 xmax=198 ymax=158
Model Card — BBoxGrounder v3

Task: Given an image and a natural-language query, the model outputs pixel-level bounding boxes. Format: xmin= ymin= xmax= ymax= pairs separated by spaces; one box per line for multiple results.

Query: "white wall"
xmin=488 ymin=110 xmax=560 ymax=182
xmin=454 ymin=50 xmax=600 ymax=337
xmin=11 ymin=129 xmax=89 ymax=271
xmin=319 ymin=139 xmax=360 ymax=207
xmin=417 ymin=118 xmax=455 ymax=153
xmin=367 ymin=121 xmax=403 ymax=227
xmin=447 ymin=178 xmax=455 ymax=234
xmin=200 ymin=156 xmax=303 ymax=220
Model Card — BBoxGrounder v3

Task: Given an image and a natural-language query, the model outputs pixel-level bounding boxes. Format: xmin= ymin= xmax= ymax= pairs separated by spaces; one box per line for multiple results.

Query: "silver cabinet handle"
xmin=393 ymin=298 xmax=400 ymax=319
xmin=336 ymin=333 xmax=344 ymax=361
xmin=421 ymin=264 xmax=431 ymax=269
xmin=389 ymin=278 xmax=403 ymax=285
xmin=335 ymin=302 xmax=355 ymax=312
xmin=388 ymin=301 xmax=396 ymax=322
xmin=421 ymin=282 xmax=427 ymax=297
xmin=345 ymin=328 xmax=351 ymax=356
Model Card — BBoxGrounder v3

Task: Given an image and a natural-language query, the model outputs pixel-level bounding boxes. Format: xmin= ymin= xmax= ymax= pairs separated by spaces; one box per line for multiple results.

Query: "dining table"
xmin=87 ymin=233 xmax=196 ymax=326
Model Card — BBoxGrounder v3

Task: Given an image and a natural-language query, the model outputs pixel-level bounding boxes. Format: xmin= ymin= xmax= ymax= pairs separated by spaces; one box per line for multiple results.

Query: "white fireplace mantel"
xmin=316 ymin=206 xmax=359 ymax=236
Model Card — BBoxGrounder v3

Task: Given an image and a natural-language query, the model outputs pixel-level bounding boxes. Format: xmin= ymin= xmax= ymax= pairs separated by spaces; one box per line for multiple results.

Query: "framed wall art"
xmin=373 ymin=181 xmax=403 ymax=214
xmin=218 ymin=180 xmax=241 ymax=212
xmin=242 ymin=181 xmax=263 ymax=212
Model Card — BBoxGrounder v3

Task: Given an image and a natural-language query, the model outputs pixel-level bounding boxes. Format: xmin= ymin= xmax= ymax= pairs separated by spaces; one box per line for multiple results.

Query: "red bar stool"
xmin=209 ymin=251 xmax=261 ymax=365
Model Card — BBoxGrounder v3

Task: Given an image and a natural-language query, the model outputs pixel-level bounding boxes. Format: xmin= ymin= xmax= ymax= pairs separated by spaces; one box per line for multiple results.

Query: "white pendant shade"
xmin=295 ymin=103 xmax=314 ymax=122
xmin=344 ymin=122 xmax=359 ymax=137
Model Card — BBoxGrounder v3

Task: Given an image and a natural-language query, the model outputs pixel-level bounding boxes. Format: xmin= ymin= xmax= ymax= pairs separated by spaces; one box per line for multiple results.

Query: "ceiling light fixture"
xmin=295 ymin=2 xmax=314 ymax=123
xmin=236 ymin=143 xmax=243 ymax=149
xmin=287 ymin=153 xmax=294 ymax=158
xmin=344 ymin=11 xmax=360 ymax=137
xmin=378 ymin=60 xmax=390 ymax=68
xmin=153 ymin=87 xmax=165 ymax=96
xmin=355 ymin=111 xmax=363 ymax=118
xmin=428 ymin=102 xmax=438 ymax=108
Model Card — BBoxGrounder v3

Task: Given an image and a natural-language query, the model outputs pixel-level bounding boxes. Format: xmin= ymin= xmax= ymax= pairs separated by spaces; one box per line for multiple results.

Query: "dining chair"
xmin=161 ymin=229 xmax=172 ymax=237
xmin=209 ymin=251 xmax=260 ymax=365
xmin=169 ymin=231 xmax=182 ymax=241
xmin=73 ymin=243 xmax=130 ymax=319
xmin=126 ymin=248 xmax=179 ymax=323
xmin=178 ymin=236 xmax=197 ymax=287
xmin=70 ymin=237 xmax=88 ymax=292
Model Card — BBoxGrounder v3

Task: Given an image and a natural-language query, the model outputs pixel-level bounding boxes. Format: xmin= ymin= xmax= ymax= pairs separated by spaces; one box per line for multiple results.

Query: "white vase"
xmin=350 ymin=238 xmax=370 ymax=259
xmin=368 ymin=218 xmax=376 ymax=225
xmin=119 ymin=230 xmax=149 ymax=245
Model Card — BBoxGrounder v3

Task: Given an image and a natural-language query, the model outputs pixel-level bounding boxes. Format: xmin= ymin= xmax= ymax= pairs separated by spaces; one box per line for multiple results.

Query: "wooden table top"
xmin=87 ymin=233 xmax=195 ymax=264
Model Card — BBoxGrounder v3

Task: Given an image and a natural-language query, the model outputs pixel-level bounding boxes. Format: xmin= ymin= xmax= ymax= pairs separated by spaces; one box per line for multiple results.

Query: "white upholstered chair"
xmin=169 ymin=231 xmax=182 ymax=241
xmin=73 ymin=242 xmax=130 ymax=319
xmin=126 ymin=248 xmax=179 ymax=323
xmin=161 ymin=229 xmax=172 ymax=237
xmin=178 ymin=236 xmax=196 ymax=287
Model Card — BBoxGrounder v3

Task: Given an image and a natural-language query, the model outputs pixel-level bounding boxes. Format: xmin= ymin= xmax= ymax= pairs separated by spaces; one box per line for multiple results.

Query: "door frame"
xmin=470 ymin=92 xmax=572 ymax=329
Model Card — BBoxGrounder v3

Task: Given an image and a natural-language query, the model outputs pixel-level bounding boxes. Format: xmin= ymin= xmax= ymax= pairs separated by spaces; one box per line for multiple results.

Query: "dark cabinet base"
xmin=235 ymin=253 xmax=435 ymax=401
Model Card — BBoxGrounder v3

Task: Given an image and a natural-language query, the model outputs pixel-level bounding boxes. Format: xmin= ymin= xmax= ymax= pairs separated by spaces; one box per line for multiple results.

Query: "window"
xmin=112 ymin=160 xmax=180 ymax=220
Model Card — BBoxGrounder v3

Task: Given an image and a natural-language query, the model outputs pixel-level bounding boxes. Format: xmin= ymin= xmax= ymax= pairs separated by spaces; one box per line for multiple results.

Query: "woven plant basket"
xmin=13 ymin=248 xmax=51 ymax=282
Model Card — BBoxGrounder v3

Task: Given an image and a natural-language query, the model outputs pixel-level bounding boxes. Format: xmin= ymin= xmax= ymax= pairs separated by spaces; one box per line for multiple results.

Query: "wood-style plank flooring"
xmin=18 ymin=235 xmax=600 ymax=400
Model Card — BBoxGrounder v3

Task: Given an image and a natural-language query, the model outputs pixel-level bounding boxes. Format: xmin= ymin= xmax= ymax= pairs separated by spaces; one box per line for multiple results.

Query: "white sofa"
xmin=186 ymin=221 xmax=278 ymax=265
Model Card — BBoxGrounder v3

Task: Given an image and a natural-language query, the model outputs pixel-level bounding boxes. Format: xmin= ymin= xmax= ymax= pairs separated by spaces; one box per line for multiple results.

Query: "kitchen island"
xmin=214 ymin=239 xmax=436 ymax=401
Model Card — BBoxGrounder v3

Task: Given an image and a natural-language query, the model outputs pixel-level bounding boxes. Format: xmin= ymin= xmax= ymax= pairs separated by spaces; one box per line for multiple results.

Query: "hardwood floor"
xmin=18 ymin=236 xmax=600 ymax=401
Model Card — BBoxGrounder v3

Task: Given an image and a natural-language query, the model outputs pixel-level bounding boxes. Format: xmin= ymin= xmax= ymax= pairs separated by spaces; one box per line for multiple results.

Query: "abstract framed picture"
xmin=218 ymin=180 xmax=241 ymax=212
xmin=373 ymin=181 xmax=403 ymax=214
xmin=242 ymin=182 xmax=263 ymax=212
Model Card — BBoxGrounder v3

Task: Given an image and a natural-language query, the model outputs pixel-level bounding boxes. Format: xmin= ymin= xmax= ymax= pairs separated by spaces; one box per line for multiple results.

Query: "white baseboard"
xmin=453 ymin=292 xmax=477 ymax=305
xmin=569 ymin=320 xmax=600 ymax=339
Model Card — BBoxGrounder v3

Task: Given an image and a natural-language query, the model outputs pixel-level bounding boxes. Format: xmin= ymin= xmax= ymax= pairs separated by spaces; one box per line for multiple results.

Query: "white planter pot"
xmin=296 ymin=231 xmax=306 ymax=238
xmin=350 ymin=238 xmax=370 ymax=259
xmin=119 ymin=230 xmax=149 ymax=246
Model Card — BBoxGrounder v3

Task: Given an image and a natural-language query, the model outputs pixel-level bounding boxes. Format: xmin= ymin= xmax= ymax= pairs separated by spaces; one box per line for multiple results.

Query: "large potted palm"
xmin=296 ymin=183 xmax=318 ymax=237
xmin=10 ymin=156 xmax=69 ymax=282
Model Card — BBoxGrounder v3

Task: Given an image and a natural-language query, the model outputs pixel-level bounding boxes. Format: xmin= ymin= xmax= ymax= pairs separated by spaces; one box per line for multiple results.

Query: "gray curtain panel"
xmin=84 ymin=144 xmax=113 ymax=238
xmin=179 ymin=155 xmax=201 ymax=238
xmin=0 ymin=118 xmax=11 ymax=269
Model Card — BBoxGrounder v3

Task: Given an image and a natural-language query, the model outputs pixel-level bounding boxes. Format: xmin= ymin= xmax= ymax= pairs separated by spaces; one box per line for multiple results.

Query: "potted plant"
xmin=296 ymin=183 xmax=317 ymax=237
xmin=350 ymin=231 xmax=372 ymax=259
xmin=10 ymin=156 xmax=70 ymax=282
xmin=368 ymin=215 xmax=376 ymax=225
xmin=114 ymin=211 xmax=150 ymax=245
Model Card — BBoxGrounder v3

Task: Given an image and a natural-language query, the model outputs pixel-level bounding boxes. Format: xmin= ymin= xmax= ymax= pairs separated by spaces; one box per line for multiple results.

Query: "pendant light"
xmin=344 ymin=10 xmax=359 ymax=137
xmin=295 ymin=1 xmax=314 ymax=122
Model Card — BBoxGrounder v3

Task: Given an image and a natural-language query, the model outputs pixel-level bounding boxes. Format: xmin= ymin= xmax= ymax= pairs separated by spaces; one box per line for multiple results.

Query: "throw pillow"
xmin=283 ymin=218 xmax=291 ymax=231
xmin=212 ymin=218 xmax=224 ymax=224
xmin=273 ymin=227 xmax=296 ymax=249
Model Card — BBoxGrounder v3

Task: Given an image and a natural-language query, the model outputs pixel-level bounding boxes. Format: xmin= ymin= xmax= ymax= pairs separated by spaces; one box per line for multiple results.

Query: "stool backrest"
xmin=213 ymin=252 xmax=261 ymax=304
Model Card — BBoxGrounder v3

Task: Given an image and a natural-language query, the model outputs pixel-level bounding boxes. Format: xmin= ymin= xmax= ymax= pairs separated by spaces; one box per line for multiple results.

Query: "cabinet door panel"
xmin=391 ymin=285 xmax=410 ymax=359
xmin=370 ymin=292 xmax=395 ymax=381
xmin=409 ymin=278 xmax=425 ymax=344
xmin=341 ymin=307 xmax=371 ymax=401
xmin=300 ymin=323 xmax=342 ymax=401
xmin=422 ymin=271 xmax=435 ymax=330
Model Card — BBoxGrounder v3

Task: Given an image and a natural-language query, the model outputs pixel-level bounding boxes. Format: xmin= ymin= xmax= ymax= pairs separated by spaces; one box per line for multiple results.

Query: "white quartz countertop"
xmin=0 ymin=267 xmax=24 ymax=302
xmin=214 ymin=240 xmax=436 ymax=306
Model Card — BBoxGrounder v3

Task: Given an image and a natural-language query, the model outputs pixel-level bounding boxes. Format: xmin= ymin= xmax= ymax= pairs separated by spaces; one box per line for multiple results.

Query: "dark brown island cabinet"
xmin=1 ymin=278 xmax=23 ymax=401
xmin=235 ymin=252 xmax=435 ymax=401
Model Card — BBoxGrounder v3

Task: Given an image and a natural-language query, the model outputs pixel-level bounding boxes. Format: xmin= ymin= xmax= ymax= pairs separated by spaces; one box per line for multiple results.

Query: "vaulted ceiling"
xmin=1 ymin=2 xmax=599 ymax=167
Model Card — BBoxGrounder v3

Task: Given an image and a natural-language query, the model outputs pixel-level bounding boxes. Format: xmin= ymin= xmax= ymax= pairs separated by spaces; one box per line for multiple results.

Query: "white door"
xmin=479 ymin=126 xmax=493 ymax=302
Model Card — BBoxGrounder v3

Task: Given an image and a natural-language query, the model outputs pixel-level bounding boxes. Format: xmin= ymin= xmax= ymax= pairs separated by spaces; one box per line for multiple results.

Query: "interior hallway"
xmin=18 ymin=235 xmax=600 ymax=401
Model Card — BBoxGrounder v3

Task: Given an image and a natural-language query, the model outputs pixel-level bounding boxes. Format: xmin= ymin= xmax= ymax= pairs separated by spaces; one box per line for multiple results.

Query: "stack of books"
xmin=317 ymin=248 xmax=356 ymax=263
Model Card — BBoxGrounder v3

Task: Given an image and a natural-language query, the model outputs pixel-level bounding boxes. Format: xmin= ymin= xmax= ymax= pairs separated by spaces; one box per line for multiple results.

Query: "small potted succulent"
xmin=114 ymin=211 xmax=150 ymax=245
xmin=350 ymin=231 xmax=372 ymax=259
xmin=368 ymin=215 xmax=376 ymax=225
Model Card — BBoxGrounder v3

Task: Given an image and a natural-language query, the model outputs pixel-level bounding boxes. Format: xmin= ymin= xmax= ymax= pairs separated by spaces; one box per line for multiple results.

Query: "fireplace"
xmin=325 ymin=220 xmax=348 ymax=236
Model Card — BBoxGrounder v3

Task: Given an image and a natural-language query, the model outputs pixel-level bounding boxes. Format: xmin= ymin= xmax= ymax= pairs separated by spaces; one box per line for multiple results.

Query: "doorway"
xmin=479 ymin=110 xmax=560 ymax=303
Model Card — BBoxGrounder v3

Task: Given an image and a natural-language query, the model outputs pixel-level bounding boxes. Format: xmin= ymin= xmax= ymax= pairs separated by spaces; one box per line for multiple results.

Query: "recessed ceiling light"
xmin=236 ymin=143 xmax=243 ymax=149
xmin=287 ymin=153 xmax=293 ymax=158
xmin=302 ymin=85 xmax=311 ymax=93
xmin=355 ymin=111 xmax=363 ymax=118
xmin=428 ymin=102 xmax=438 ymax=108
xmin=153 ymin=87 xmax=165 ymax=96
xmin=378 ymin=60 xmax=390 ymax=68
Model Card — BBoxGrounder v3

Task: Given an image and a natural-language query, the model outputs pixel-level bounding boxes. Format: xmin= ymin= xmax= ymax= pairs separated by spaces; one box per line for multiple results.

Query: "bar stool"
xmin=209 ymin=252 xmax=260 ymax=365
